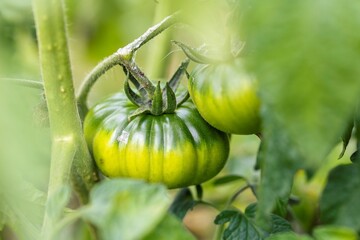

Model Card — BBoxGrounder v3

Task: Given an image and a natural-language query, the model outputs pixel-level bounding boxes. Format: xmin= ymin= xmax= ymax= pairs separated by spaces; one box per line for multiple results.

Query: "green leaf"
xmin=338 ymin=120 xmax=353 ymax=159
xmin=167 ymin=59 xmax=190 ymax=92
xmin=175 ymin=90 xmax=190 ymax=108
xmin=350 ymin=151 xmax=359 ymax=164
xmin=65 ymin=220 xmax=96 ymax=240
xmin=241 ymin=0 xmax=360 ymax=169
xmin=0 ymin=84 xmax=48 ymax=240
xmin=214 ymin=210 xmax=265 ymax=240
xmin=267 ymin=232 xmax=313 ymax=240
xmin=124 ymin=76 xmax=143 ymax=107
xmin=169 ymin=188 xmax=197 ymax=220
xmin=151 ymin=81 xmax=163 ymax=115
xmin=47 ymin=185 xmax=71 ymax=221
xmin=313 ymin=225 xmax=358 ymax=240
xmin=320 ymin=164 xmax=360 ymax=231
xmin=255 ymin=119 xmax=301 ymax=228
xmin=239 ymin=0 xmax=360 ymax=227
xmin=81 ymin=179 xmax=170 ymax=240
xmin=213 ymin=175 xmax=245 ymax=186
xmin=122 ymin=66 xmax=147 ymax=97
xmin=22 ymin=182 xmax=47 ymax=206
xmin=269 ymin=226 xmax=358 ymax=240
xmin=244 ymin=203 xmax=292 ymax=234
xmin=0 ymin=183 xmax=45 ymax=240
xmin=43 ymin=184 xmax=72 ymax=240
xmin=163 ymin=83 xmax=177 ymax=113
xmin=128 ymin=105 xmax=151 ymax=121
xmin=271 ymin=214 xmax=292 ymax=235
xmin=143 ymin=214 xmax=195 ymax=240
xmin=244 ymin=203 xmax=257 ymax=219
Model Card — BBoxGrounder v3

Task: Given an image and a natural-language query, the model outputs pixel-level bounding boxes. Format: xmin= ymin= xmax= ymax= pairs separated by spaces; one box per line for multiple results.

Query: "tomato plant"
xmin=189 ymin=58 xmax=260 ymax=135
xmin=3 ymin=0 xmax=360 ymax=240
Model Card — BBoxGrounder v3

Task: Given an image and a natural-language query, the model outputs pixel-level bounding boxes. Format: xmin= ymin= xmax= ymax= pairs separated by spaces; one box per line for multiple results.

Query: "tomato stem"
xmin=121 ymin=60 xmax=156 ymax=97
xmin=32 ymin=0 xmax=99 ymax=237
xmin=77 ymin=52 xmax=121 ymax=112
xmin=77 ymin=13 xmax=179 ymax=110
xmin=120 ymin=12 xmax=179 ymax=56
xmin=195 ymin=184 xmax=203 ymax=200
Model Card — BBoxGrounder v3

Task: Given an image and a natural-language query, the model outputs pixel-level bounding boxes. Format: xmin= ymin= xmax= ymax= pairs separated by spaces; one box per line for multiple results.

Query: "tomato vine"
xmin=2 ymin=1 xmax=360 ymax=240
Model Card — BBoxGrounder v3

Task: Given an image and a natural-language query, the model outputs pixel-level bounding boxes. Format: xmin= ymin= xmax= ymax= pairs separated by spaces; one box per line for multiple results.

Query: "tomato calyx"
xmin=124 ymin=59 xmax=190 ymax=121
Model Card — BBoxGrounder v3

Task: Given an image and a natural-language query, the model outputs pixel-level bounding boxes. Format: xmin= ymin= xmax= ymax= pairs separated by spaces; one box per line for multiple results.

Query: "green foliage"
xmin=143 ymin=214 xmax=195 ymax=240
xmin=214 ymin=203 xmax=291 ymax=240
xmin=312 ymin=226 xmax=358 ymax=240
xmin=269 ymin=226 xmax=358 ymax=240
xmin=3 ymin=0 xmax=360 ymax=239
xmin=47 ymin=185 xmax=71 ymax=222
xmin=0 ymin=82 xmax=49 ymax=240
xmin=169 ymin=188 xmax=198 ymax=220
xmin=320 ymin=164 xmax=360 ymax=231
xmin=255 ymin=117 xmax=302 ymax=227
xmin=215 ymin=210 xmax=265 ymax=240
xmin=82 ymin=179 xmax=169 ymax=240
xmin=0 ymin=0 xmax=38 ymax=77
xmin=213 ymin=175 xmax=245 ymax=186
xmin=338 ymin=121 xmax=353 ymax=159
xmin=237 ymin=0 xmax=360 ymax=227
xmin=0 ymin=181 xmax=45 ymax=240
xmin=267 ymin=232 xmax=313 ymax=240
xmin=81 ymin=179 xmax=194 ymax=240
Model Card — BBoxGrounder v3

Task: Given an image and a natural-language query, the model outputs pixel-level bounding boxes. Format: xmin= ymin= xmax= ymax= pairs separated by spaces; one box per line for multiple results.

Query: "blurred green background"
xmin=0 ymin=0 xmax=354 ymax=239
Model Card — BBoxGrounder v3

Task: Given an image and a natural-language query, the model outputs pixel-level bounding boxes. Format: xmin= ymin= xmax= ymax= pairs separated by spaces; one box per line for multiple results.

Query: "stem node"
xmin=77 ymin=13 xmax=179 ymax=110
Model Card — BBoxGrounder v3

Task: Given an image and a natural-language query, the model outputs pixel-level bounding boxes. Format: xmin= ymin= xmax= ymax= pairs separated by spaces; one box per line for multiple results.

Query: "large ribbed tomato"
xmin=189 ymin=59 xmax=261 ymax=135
xmin=84 ymin=93 xmax=230 ymax=189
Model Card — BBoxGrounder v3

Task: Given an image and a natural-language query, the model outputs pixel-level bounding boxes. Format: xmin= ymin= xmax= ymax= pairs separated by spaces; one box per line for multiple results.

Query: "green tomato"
xmin=84 ymin=93 xmax=230 ymax=189
xmin=189 ymin=59 xmax=261 ymax=135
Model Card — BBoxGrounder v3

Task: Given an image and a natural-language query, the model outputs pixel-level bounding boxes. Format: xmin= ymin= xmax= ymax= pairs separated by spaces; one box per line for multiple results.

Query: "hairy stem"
xmin=118 ymin=12 xmax=178 ymax=56
xmin=76 ymin=53 xmax=120 ymax=111
xmin=76 ymin=12 xmax=179 ymax=109
xmin=0 ymin=78 xmax=44 ymax=89
xmin=42 ymin=139 xmax=77 ymax=239
xmin=32 ymin=0 xmax=98 ymax=237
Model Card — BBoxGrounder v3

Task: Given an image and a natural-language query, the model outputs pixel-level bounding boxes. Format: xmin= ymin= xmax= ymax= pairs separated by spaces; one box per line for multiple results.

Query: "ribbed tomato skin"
xmin=84 ymin=93 xmax=230 ymax=189
xmin=189 ymin=59 xmax=260 ymax=135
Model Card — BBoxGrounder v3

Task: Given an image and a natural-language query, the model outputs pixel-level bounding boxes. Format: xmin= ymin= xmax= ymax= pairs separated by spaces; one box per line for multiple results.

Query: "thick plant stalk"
xmin=32 ymin=0 xmax=98 ymax=237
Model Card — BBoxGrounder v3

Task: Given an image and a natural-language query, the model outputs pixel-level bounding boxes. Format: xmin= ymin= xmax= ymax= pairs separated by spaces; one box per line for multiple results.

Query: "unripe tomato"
xmin=189 ymin=59 xmax=261 ymax=135
xmin=84 ymin=93 xmax=230 ymax=189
